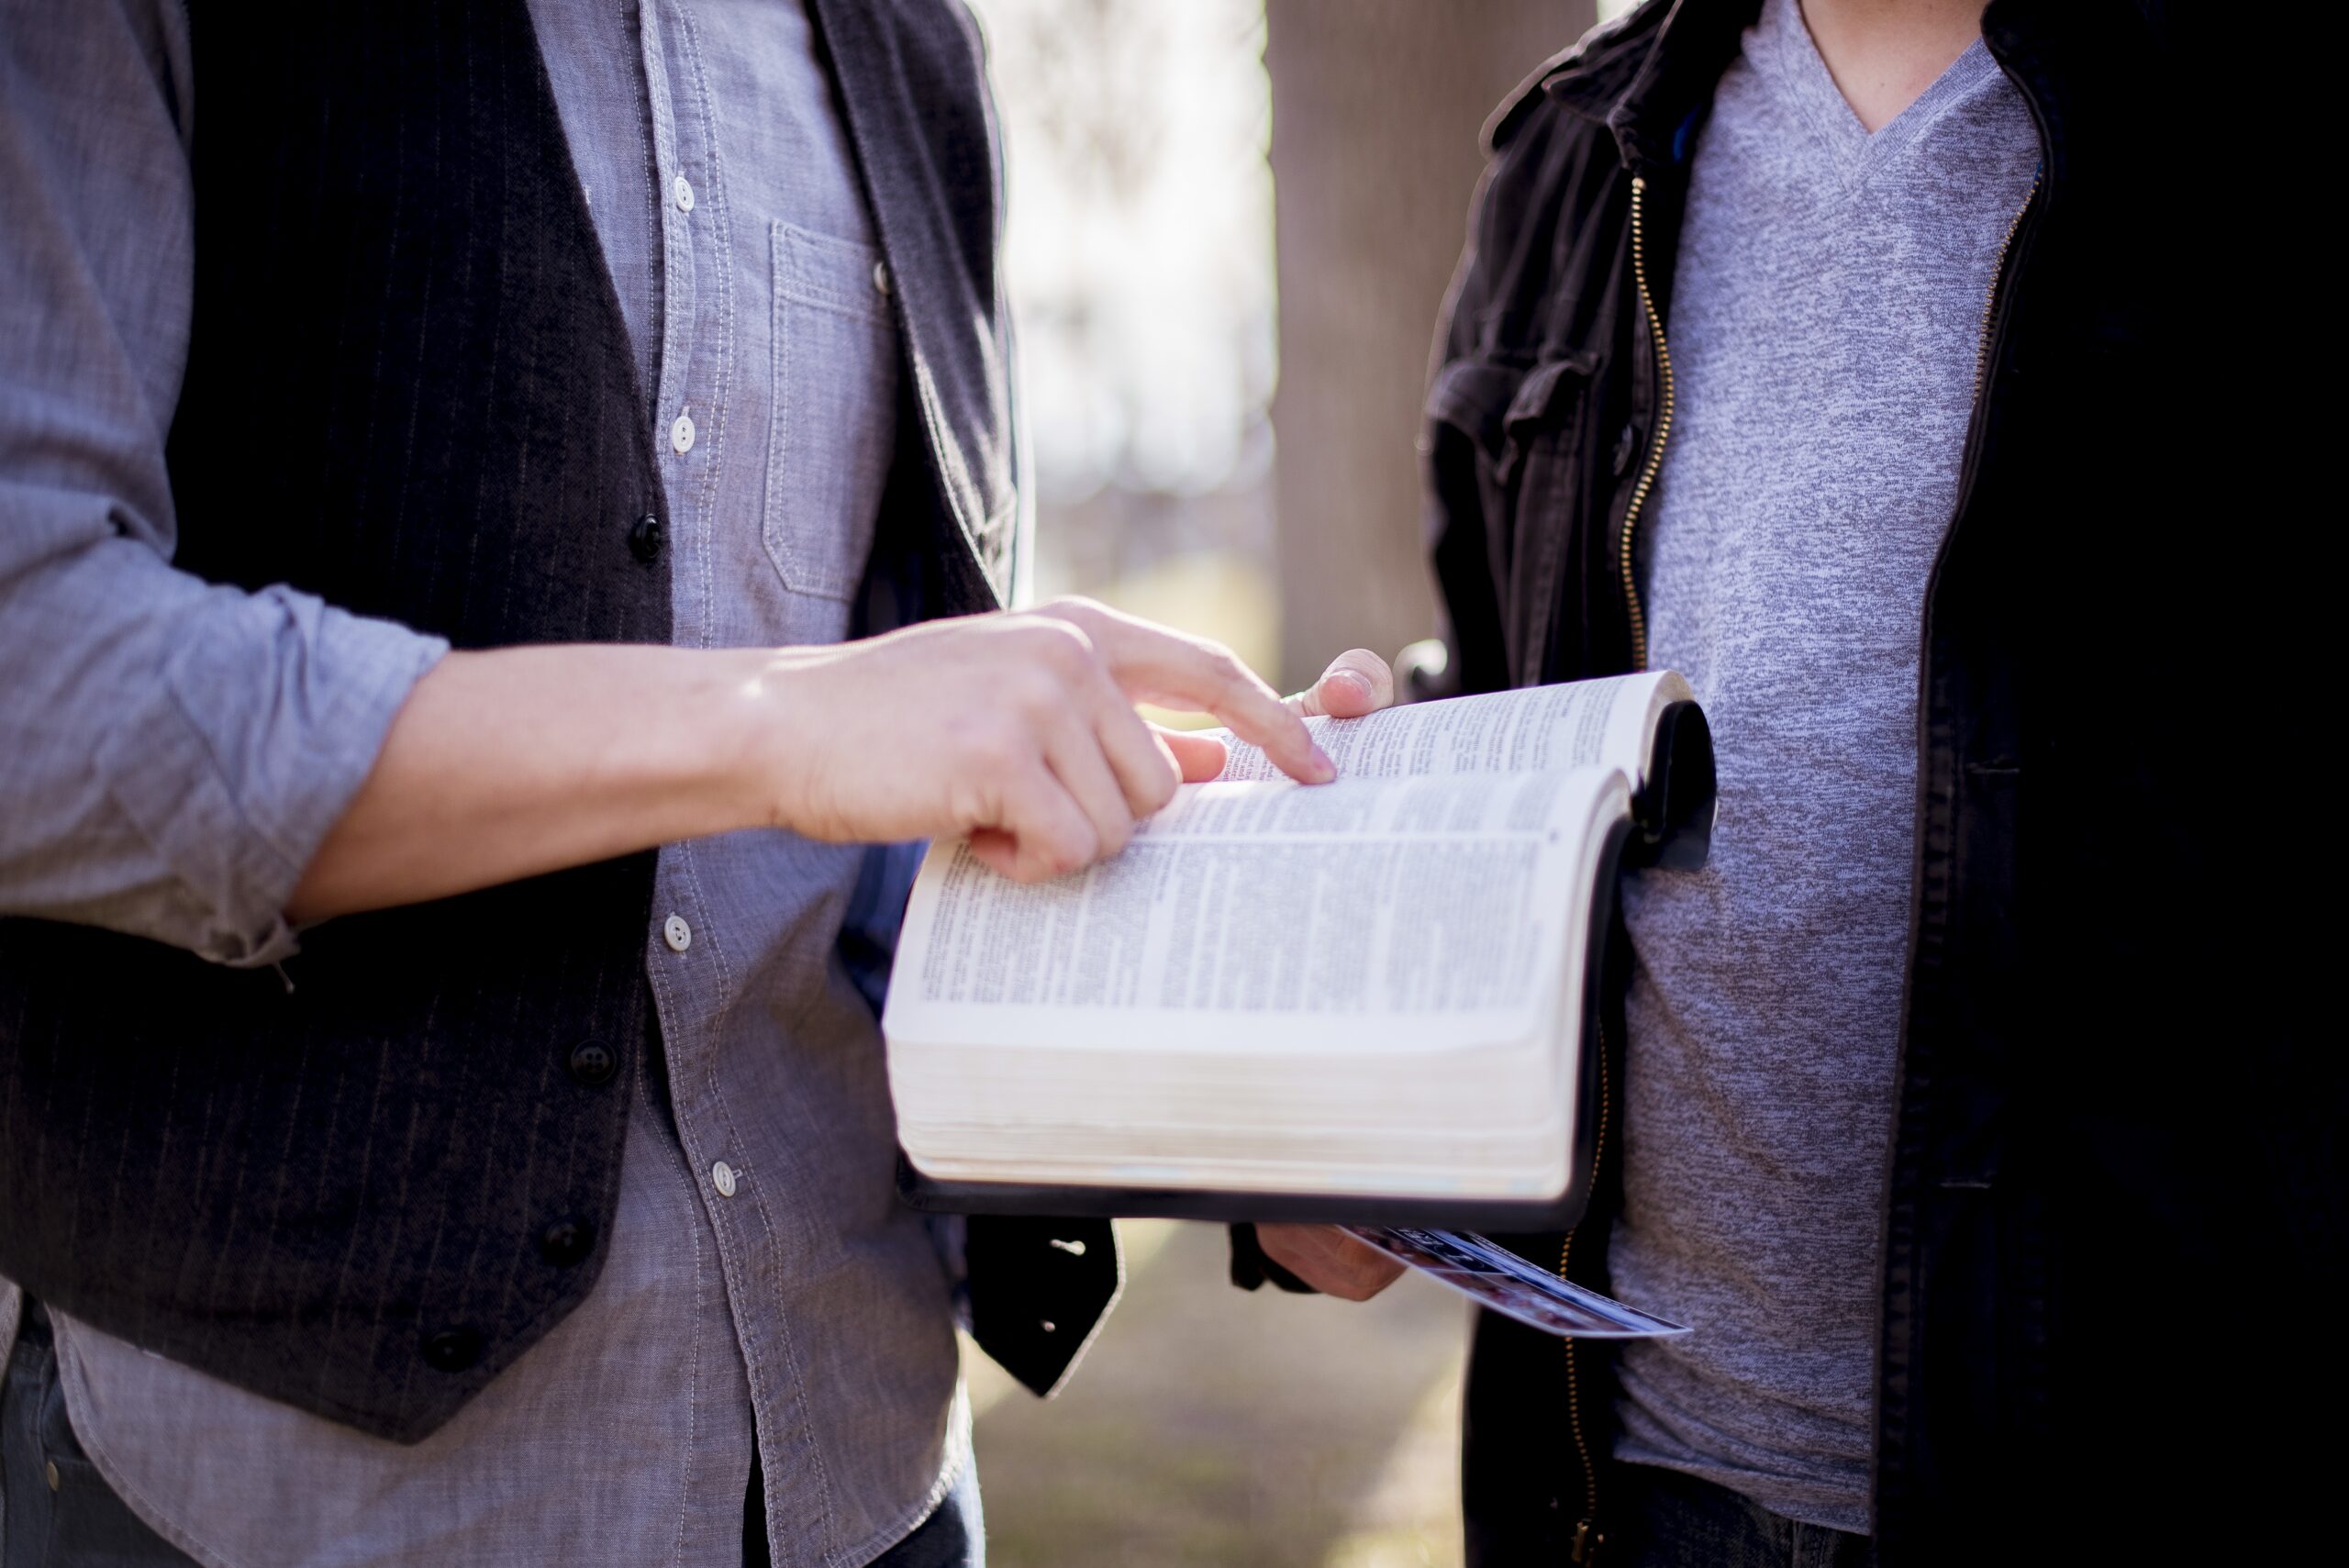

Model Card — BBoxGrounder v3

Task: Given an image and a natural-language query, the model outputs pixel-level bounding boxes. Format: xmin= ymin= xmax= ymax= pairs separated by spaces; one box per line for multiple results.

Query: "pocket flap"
xmin=774 ymin=221 xmax=892 ymax=323
xmin=1426 ymin=354 xmax=1531 ymax=461
xmin=1503 ymin=350 xmax=1598 ymax=437
xmin=1427 ymin=350 xmax=1598 ymax=462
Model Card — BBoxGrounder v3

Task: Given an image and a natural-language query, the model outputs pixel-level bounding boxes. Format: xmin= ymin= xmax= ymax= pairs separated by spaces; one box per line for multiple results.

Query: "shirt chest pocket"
xmin=763 ymin=221 xmax=900 ymax=601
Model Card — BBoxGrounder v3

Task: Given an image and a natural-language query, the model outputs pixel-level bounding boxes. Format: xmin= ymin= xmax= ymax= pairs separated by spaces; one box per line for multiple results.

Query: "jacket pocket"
xmin=1426 ymin=352 xmax=1533 ymax=473
xmin=763 ymin=222 xmax=900 ymax=601
xmin=1426 ymin=348 xmax=1598 ymax=684
xmin=1500 ymin=353 xmax=1596 ymax=458
xmin=1502 ymin=354 xmax=1597 ymax=685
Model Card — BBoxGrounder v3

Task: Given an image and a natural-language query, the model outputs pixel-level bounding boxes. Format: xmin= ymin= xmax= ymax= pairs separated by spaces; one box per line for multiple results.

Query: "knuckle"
xmin=1045 ymin=829 xmax=1097 ymax=879
xmin=1208 ymin=648 xmax=1254 ymax=693
xmin=1026 ymin=618 xmax=1096 ymax=674
xmin=1014 ymin=664 xmax=1070 ymax=717
xmin=963 ymin=720 xmax=1025 ymax=775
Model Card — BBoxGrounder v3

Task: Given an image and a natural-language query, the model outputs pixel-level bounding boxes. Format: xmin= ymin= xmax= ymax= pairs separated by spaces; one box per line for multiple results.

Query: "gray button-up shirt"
xmin=0 ymin=3 xmax=967 ymax=1564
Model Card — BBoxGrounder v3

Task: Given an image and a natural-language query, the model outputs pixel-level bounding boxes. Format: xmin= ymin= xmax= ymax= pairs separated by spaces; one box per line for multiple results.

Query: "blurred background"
xmin=956 ymin=2 xmax=1601 ymax=1562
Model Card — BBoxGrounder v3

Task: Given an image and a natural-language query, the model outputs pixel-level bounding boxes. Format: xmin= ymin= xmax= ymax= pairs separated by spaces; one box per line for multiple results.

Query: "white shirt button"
xmin=669 ymin=410 xmax=695 ymax=455
xmin=710 ymin=1161 xmax=738 ymax=1198
xmin=662 ymin=913 xmax=692 ymax=953
xmin=673 ymin=173 xmax=695 ymax=212
xmin=872 ymin=261 xmax=891 ymax=297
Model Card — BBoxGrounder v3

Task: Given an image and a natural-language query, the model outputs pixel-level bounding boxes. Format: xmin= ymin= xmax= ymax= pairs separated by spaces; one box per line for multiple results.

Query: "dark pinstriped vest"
xmin=0 ymin=0 xmax=1109 ymax=1443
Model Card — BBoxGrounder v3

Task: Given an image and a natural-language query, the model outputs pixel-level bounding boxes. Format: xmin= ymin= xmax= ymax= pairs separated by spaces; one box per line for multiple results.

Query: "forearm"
xmin=287 ymin=643 xmax=778 ymax=921
xmin=293 ymin=601 xmax=1339 ymax=917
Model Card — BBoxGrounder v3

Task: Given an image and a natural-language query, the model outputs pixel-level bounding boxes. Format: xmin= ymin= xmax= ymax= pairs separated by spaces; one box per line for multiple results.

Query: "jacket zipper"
xmin=1557 ymin=1014 xmax=1614 ymax=1563
xmin=1973 ymin=173 xmax=2042 ymax=396
xmin=1617 ymin=175 xmax=1675 ymax=674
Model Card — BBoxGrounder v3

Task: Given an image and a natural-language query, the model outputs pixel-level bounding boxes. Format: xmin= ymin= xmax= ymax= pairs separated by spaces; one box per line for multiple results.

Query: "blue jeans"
xmin=867 ymin=1465 xmax=981 ymax=1568
xmin=1610 ymin=1462 xmax=1874 ymax=1568
xmin=4 ymin=1302 xmax=981 ymax=1568
xmin=0 ymin=1307 xmax=192 ymax=1567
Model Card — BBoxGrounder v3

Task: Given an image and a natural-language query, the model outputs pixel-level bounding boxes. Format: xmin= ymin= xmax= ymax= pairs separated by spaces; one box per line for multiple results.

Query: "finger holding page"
xmin=1257 ymin=1222 xmax=1406 ymax=1301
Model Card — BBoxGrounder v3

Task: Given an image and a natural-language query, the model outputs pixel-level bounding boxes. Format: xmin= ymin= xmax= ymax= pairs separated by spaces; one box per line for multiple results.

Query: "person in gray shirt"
xmin=1607 ymin=0 xmax=2038 ymax=1542
xmin=1256 ymin=0 xmax=2332 ymax=1564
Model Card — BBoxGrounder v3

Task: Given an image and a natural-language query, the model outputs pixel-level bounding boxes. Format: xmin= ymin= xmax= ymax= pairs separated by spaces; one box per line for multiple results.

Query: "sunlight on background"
xmin=959 ymin=8 xmax=1472 ymax=1560
xmin=969 ymin=0 xmax=1282 ymax=684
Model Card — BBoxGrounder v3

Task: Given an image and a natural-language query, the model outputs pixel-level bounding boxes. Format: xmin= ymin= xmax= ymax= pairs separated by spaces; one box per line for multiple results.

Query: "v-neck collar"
xmin=1754 ymin=0 xmax=2004 ymax=184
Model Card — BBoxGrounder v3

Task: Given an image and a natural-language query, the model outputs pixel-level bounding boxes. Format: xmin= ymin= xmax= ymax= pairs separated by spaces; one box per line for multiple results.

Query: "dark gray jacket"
xmin=1428 ymin=2 xmax=2335 ymax=1563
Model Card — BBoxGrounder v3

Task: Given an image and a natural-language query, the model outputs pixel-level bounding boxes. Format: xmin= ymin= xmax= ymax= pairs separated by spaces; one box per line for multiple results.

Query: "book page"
xmin=1212 ymin=671 xmax=1689 ymax=788
xmin=883 ymin=767 xmax=1628 ymax=1056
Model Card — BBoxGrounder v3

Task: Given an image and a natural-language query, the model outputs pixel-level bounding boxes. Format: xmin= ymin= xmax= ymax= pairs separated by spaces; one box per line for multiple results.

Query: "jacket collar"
xmin=1529 ymin=0 xmax=1758 ymax=178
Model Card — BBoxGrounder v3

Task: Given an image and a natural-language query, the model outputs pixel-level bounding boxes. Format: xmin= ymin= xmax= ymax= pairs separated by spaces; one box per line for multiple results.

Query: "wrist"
xmin=699 ymin=644 xmax=833 ymax=835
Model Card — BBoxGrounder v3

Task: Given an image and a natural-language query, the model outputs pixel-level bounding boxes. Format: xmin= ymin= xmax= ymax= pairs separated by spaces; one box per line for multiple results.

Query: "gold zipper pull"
xmin=1570 ymin=1517 xmax=1603 ymax=1565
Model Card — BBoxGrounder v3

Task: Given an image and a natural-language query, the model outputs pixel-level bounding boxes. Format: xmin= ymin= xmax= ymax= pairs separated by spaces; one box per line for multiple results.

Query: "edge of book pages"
xmin=893 ymin=807 xmax=1628 ymax=1232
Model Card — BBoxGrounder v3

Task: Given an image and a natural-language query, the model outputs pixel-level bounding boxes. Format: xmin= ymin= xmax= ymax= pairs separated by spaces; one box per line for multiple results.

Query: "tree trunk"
xmin=1265 ymin=0 xmax=1596 ymax=689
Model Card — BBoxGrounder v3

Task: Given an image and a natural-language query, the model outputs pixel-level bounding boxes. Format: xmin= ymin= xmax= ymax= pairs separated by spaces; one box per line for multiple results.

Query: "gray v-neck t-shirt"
xmin=1610 ymin=0 xmax=2040 ymax=1532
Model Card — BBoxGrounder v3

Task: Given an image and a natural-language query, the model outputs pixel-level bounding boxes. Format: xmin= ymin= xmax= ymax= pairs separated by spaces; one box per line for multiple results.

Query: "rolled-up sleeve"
xmin=0 ymin=0 xmax=447 ymax=966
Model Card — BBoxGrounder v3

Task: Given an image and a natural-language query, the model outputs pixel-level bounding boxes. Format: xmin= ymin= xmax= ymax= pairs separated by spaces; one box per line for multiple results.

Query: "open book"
xmin=884 ymin=671 xmax=1714 ymax=1229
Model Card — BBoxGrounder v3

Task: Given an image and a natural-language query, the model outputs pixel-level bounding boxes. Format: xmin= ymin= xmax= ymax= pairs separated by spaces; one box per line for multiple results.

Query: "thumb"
xmin=1289 ymin=649 xmax=1396 ymax=719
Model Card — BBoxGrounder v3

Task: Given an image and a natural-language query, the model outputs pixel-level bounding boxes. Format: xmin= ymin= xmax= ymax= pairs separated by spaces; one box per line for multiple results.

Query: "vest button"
xmin=628 ymin=514 xmax=665 ymax=562
xmin=538 ymin=1218 xmax=596 ymax=1268
xmin=420 ymin=1327 xmax=484 ymax=1373
xmin=568 ymin=1040 xmax=618 ymax=1086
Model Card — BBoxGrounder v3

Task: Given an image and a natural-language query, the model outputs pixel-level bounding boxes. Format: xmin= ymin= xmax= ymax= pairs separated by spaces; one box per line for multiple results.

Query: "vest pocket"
xmin=763 ymin=221 xmax=900 ymax=601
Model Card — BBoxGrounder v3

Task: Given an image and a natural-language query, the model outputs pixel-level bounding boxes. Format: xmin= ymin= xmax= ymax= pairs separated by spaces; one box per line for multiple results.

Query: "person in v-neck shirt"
xmin=1609 ymin=0 xmax=2040 ymax=1540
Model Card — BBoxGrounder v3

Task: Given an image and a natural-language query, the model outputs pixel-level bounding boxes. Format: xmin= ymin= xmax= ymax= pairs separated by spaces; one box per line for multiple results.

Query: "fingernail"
xmin=1310 ymin=744 xmax=1337 ymax=781
xmin=1328 ymin=670 xmax=1371 ymax=699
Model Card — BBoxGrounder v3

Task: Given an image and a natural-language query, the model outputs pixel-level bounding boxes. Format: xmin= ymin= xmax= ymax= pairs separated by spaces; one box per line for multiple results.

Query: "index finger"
xmin=1049 ymin=606 xmax=1333 ymax=784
